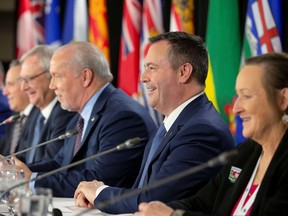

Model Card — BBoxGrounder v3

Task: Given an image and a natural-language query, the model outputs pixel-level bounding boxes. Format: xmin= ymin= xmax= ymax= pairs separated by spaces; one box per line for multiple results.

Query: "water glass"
xmin=0 ymin=157 xmax=15 ymax=171
xmin=19 ymin=187 xmax=53 ymax=216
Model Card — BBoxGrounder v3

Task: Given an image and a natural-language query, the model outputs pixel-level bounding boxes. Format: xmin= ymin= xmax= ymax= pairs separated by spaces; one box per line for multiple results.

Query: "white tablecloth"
xmin=53 ymin=197 xmax=133 ymax=216
xmin=0 ymin=197 xmax=133 ymax=216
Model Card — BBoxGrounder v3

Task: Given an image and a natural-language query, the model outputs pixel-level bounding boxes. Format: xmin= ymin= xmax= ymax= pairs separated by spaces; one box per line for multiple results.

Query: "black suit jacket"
xmin=19 ymin=102 xmax=76 ymax=163
xmin=168 ymin=130 xmax=288 ymax=216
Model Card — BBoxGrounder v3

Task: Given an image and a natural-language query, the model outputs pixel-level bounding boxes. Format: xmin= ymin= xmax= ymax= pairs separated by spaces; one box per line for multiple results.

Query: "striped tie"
xmin=10 ymin=115 xmax=26 ymax=154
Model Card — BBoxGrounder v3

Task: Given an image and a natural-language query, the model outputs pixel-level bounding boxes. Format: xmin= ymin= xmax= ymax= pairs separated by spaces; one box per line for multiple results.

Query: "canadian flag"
xmin=16 ymin=0 xmax=44 ymax=58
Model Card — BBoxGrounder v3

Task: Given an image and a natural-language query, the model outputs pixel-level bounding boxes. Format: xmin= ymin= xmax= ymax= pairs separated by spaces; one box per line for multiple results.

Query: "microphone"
xmin=0 ymin=137 xmax=144 ymax=201
xmin=52 ymin=208 xmax=63 ymax=216
xmin=5 ymin=129 xmax=79 ymax=158
xmin=75 ymin=149 xmax=238 ymax=215
xmin=0 ymin=113 xmax=21 ymax=126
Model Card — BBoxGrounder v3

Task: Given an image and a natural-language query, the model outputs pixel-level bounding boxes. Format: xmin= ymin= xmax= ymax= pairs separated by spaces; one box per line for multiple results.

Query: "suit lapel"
xmin=223 ymin=143 xmax=261 ymax=213
xmin=73 ymin=84 xmax=117 ymax=158
xmin=150 ymin=94 xmax=209 ymax=163
xmin=251 ymin=130 xmax=288 ymax=213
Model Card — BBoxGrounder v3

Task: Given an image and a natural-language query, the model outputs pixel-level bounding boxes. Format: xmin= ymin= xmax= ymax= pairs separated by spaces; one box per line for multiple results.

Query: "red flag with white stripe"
xmin=118 ymin=0 xmax=142 ymax=96
xmin=136 ymin=0 xmax=164 ymax=126
xmin=16 ymin=0 xmax=45 ymax=58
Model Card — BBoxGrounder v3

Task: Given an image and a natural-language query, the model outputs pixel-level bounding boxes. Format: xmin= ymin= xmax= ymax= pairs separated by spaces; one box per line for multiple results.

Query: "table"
xmin=0 ymin=197 xmax=133 ymax=216
xmin=53 ymin=197 xmax=133 ymax=216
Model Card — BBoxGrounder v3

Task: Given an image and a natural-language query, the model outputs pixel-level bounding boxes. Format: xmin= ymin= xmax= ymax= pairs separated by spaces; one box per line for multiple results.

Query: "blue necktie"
xmin=27 ymin=113 xmax=45 ymax=164
xmin=138 ymin=124 xmax=166 ymax=187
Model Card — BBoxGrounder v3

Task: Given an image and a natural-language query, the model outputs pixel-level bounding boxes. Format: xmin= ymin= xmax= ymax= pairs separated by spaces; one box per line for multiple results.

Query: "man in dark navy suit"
xmin=16 ymin=45 xmax=75 ymax=164
xmin=74 ymin=32 xmax=235 ymax=214
xmin=16 ymin=42 xmax=156 ymax=197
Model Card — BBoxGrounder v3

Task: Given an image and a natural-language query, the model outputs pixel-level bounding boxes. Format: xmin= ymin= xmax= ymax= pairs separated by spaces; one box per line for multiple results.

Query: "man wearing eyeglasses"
xmin=16 ymin=45 xmax=76 ymax=164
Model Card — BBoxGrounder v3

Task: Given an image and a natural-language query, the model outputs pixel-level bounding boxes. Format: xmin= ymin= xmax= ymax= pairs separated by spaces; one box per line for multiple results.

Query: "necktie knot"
xmin=37 ymin=113 xmax=45 ymax=131
xmin=157 ymin=124 xmax=166 ymax=138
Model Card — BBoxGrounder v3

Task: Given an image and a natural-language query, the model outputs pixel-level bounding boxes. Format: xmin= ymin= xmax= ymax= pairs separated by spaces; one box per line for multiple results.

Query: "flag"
xmin=242 ymin=0 xmax=282 ymax=58
xmin=236 ymin=0 xmax=283 ymax=144
xmin=45 ymin=0 xmax=61 ymax=48
xmin=205 ymin=0 xmax=241 ymax=136
xmin=169 ymin=0 xmax=194 ymax=33
xmin=118 ymin=0 xmax=142 ymax=96
xmin=62 ymin=0 xmax=88 ymax=44
xmin=135 ymin=0 xmax=164 ymax=126
xmin=88 ymin=0 xmax=110 ymax=61
xmin=16 ymin=0 xmax=45 ymax=58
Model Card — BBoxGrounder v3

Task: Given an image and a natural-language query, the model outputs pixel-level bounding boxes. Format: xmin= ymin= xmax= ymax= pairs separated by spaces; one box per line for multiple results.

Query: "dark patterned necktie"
xmin=10 ymin=115 xmax=26 ymax=154
xmin=73 ymin=116 xmax=84 ymax=156
xmin=138 ymin=123 xmax=166 ymax=187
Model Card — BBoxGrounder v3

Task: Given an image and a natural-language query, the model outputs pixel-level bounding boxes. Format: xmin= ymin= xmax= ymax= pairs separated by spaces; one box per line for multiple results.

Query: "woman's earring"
xmin=282 ymin=113 xmax=288 ymax=125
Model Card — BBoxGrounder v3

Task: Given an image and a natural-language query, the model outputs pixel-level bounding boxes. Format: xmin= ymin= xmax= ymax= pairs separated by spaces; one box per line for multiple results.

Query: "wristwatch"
xmin=172 ymin=209 xmax=185 ymax=216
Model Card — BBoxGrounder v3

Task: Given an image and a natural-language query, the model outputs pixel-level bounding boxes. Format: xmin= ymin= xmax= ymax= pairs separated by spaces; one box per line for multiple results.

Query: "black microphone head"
xmin=65 ymin=129 xmax=79 ymax=137
xmin=125 ymin=137 xmax=142 ymax=148
xmin=53 ymin=208 xmax=63 ymax=216
xmin=208 ymin=149 xmax=239 ymax=167
xmin=0 ymin=113 xmax=22 ymax=126
xmin=11 ymin=113 xmax=22 ymax=121
xmin=116 ymin=137 xmax=143 ymax=150
xmin=58 ymin=129 xmax=79 ymax=140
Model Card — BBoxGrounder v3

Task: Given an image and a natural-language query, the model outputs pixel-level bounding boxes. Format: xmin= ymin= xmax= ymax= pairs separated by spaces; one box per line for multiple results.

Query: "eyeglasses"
xmin=17 ymin=70 xmax=48 ymax=83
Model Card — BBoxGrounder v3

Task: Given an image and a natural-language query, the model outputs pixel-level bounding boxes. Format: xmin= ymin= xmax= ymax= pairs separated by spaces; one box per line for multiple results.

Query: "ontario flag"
xmin=118 ymin=0 xmax=142 ymax=96
xmin=135 ymin=0 xmax=164 ymax=126
xmin=88 ymin=0 xmax=110 ymax=62
xmin=16 ymin=0 xmax=45 ymax=58
xmin=236 ymin=0 xmax=283 ymax=144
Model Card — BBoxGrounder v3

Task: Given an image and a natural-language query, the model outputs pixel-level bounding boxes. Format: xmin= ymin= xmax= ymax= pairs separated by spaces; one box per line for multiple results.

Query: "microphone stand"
xmin=75 ymin=149 xmax=238 ymax=216
xmin=0 ymin=137 xmax=143 ymax=201
xmin=5 ymin=129 xmax=79 ymax=159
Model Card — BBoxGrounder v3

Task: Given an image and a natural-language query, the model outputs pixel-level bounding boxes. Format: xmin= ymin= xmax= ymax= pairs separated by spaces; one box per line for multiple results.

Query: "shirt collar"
xmin=21 ymin=104 xmax=34 ymax=117
xmin=163 ymin=92 xmax=204 ymax=131
xmin=80 ymin=83 xmax=109 ymax=124
xmin=40 ymin=97 xmax=58 ymax=122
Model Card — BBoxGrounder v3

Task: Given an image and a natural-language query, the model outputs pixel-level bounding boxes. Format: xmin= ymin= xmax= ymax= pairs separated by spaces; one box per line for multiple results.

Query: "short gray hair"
xmin=20 ymin=45 xmax=55 ymax=74
xmin=58 ymin=41 xmax=113 ymax=82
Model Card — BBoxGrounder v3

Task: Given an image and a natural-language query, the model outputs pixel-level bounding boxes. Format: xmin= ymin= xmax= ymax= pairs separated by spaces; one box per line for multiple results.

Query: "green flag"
xmin=205 ymin=0 xmax=241 ymax=125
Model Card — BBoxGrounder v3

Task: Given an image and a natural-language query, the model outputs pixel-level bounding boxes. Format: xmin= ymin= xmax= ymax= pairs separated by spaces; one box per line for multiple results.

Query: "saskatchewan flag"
xmin=205 ymin=0 xmax=241 ymax=130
